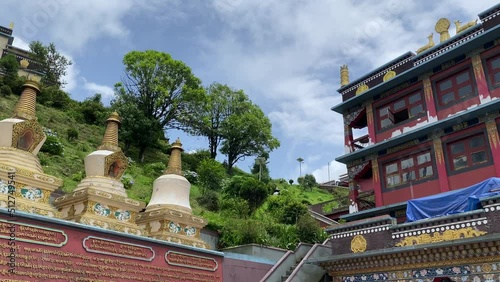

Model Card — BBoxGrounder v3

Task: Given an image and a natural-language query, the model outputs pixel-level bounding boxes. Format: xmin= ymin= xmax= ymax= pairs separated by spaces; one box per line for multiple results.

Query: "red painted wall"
xmin=448 ymin=165 xmax=497 ymax=190
xmin=0 ymin=215 xmax=223 ymax=281
xmin=435 ymin=97 xmax=480 ymax=120
xmin=382 ymin=179 xmax=440 ymax=205
xmin=357 ymin=178 xmax=374 ymax=192
xmin=223 ymin=258 xmax=272 ymax=282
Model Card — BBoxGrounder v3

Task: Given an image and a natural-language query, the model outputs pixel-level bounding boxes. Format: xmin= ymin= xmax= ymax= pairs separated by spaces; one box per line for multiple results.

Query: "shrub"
xmin=196 ymin=189 xmax=219 ymax=211
xmin=0 ymin=85 xmax=12 ymax=96
xmin=121 ymin=174 xmax=134 ymax=189
xmin=219 ymin=197 xmax=250 ymax=219
xmin=224 ymin=176 xmax=271 ymax=212
xmin=38 ymin=86 xmax=73 ymax=109
xmin=197 ymin=158 xmax=227 ymax=191
xmin=183 ymin=170 xmax=198 ymax=184
xmin=67 ymin=128 xmax=79 ymax=141
xmin=296 ymin=214 xmax=328 ymax=244
xmin=71 ymin=171 xmax=85 ymax=182
xmin=40 ymin=135 xmax=64 ymax=156
xmin=143 ymin=162 xmax=166 ymax=178
xmin=267 ymin=193 xmax=308 ymax=224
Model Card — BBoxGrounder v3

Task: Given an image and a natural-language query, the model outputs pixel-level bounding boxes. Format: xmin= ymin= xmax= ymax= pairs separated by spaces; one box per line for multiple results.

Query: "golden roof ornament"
xmin=12 ymin=79 xmax=41 ymax=120
xmin=164 ymin=138 xmax=184 ymax=176
xmin=355 ymin=83 xmax=369 ymax=95
xmin=435 ymin=18 xmax=451 ymax=42
xmin=8 ymin=21 xmax=14 ymax=29
xmin=383 ymin=70 xmax=396 ymax=82
xmin=340 ymin=65 xmax=349 ymax=87
xmin=97 ymin=112 xmax=121 ymax=152
xmin=454 ymin=19 xmax=478 ymax=34
xmin=20 ymin=59 xmax=29 ymax=69
xmin=416 ymin=33 xmax=435 ymax=54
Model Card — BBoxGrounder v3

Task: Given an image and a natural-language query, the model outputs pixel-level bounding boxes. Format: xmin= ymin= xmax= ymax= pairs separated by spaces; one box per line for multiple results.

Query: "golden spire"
xmin=340 ymin=65 xmax=349 ymax=87
xmin=164 ymin=138 xmax=184 ymax=176
xmin=20 ymin=59 xmax=29 ymax=69
xmin=12 ymin=79 xmax=41 ymax=120
xmin=98 ymin=112 xmax=121 ymax=152
xmin=9 ymin=22 xmax=14 ymax=29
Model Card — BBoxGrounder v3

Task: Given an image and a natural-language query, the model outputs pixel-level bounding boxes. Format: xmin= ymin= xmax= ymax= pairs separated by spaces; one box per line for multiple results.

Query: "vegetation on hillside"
xmin=0 ymin=44 xmax=341 ymax=250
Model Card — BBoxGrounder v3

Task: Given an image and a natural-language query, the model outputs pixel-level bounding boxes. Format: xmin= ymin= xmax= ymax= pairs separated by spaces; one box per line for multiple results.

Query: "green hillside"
xmin=1 ymin=86 xmax=342 ymax=250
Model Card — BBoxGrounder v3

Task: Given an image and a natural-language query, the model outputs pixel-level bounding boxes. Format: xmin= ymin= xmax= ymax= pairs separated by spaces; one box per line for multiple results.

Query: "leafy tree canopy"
xmin=29 ymin=41 xmax=72 ymax=87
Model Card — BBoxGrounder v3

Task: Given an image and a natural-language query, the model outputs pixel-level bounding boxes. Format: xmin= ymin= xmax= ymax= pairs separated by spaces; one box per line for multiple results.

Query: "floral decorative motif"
xmin=342 ymin=273 xmax=388 ymax=282
xmin=168 ymin=222 xmax=181 ymax=233
xmin=184 ymin=226 xmax=196 ymax=236
xmin=93 ymin=203 xmax=111 ymax=217
xmin=0 ymin=179 xmax=10 ymax=194
xmin=20 ymin=187 xmax=43 ymax=201
xmin=114 ymin=210 xmax=131 ymax=221
xmin=412 ymin=265 xmax=471 ymax=278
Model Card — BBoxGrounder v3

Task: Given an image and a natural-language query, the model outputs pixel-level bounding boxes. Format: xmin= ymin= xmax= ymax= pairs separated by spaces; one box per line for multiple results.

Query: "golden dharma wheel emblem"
xmin=351 ymin=234 xmax=367 ymax=253
xmin=435 ymin=18 xmax=451 ymax=33
xmin=383 ymin=70 xmax=396 ymax=82
xmin=355 ymin=84 xmax=369 ymax=95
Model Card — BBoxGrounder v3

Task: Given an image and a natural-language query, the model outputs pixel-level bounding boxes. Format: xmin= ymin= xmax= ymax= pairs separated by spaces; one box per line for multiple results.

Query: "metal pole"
xmin=328 ymin=162 xmax=330 ymax=181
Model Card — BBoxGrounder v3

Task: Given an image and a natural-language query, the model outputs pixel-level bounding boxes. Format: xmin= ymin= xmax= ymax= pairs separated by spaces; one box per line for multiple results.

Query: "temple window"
xmin=446 ymin=133 xmax=490 ymax=172
xmin=383 ymin=150 xmax=434 ymax=189
xmin=485 ymin=53 xmax=500 ymax=89
xmin=434 ymin=67 xmax=476 ymax=108
xmin=377 ymin=90 xmax=425 ymax=130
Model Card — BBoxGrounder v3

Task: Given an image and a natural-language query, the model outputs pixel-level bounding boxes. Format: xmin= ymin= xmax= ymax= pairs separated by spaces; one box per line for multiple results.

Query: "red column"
xmin=372 ymin=158 xmax=383 ymax=207
xmin=471 ymin=53 xmax=491 ymax=101
xmin=486 ymin=119 xmax=500 ymax=176
xmin=344 ymin=122 xmax=354 ymax=153
xmin=366 ymin=103 xmax=376 ymax=144
xmin=433 ymin=136 xmax=450 ymax=193
xmin=423 ymin=76 xmax=438 ymax=120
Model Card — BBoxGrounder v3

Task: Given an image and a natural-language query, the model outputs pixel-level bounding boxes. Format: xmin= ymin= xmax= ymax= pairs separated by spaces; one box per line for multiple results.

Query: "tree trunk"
xmin=139 ymin=146 xmax=146 ymax=163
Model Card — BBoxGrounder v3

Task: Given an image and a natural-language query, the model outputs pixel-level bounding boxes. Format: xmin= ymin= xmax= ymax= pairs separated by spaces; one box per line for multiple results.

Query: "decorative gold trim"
xmin=471 ymin=53 xmax=485 ymax=81
xmin=423 ymin=76 xmax=433 ymax=103
xmin=11 ymin=120 xmax=45 ymax=153
xmin=433 ymin=137 xmax=444 ymax=165
xmin=383 ymin=70 xmax=396 ymax=82
xmin=104 ymin=151 xmax=128 ymax=179
xmin=395 ymin=227 xmax=487 ymax=247
xmin=340 ymin=65 xmax=349 ymax=87
xmin=355 ymin=84 xmax=369 ymax=95
xmin=351 ymin=235 xmax=367 ymax=253
xmin=486 ymin=119 xmax=499 ymax=149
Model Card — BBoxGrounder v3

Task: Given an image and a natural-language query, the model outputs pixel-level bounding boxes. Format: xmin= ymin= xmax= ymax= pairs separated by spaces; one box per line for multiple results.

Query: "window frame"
xmin=382 ymin=149 xmax=436 ymax=191
xmin=484 ymin=52 xmax=500 ymax=90
xmin=433 ymin=66 xmax=477 ymax=109
xmin=375 ymin=88 xmax=426 ymax=132
xmin=444 ymin=130 xmax=493 ymax=176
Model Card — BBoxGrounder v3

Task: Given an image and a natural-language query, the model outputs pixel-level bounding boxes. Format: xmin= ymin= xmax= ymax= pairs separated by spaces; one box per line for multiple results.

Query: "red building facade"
xmin=334 ymin=6 xmax=500 ymax=222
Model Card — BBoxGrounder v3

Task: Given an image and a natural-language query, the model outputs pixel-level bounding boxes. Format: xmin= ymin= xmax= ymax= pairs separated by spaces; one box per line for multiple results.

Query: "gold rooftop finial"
xmin=416 ymin=33 xmax=435 ymax=54
xmin=9 ymin=22 xmax=14 ymax=29
xmin=164 ymin=138 xmax=184 ymax=176
xmin=12 ymin=79 xmax=41 ymax=120
xmin=454 ymin=19 xmax=478 ymax=34
xmin=98 ymin=112 xmax=121 ymax=151
xmin=435 ymin=18 xmax=451 ymax=43
xmin=340 ymin=65 xmax=349 ymax=87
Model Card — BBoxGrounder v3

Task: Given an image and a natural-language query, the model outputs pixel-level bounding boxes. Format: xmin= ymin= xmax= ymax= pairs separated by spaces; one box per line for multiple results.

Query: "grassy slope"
xmin=1 ymin=94 xmax=335 ymax=229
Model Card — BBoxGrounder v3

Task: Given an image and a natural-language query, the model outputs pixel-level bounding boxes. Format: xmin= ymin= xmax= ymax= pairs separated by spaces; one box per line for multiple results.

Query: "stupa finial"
xmin=97 ymin=112 xmax=121 ymax=151
xmin=164 ymin=138 xmax=184 ymax=176
xmin=12 ymin=79 xmax=41 ymax=120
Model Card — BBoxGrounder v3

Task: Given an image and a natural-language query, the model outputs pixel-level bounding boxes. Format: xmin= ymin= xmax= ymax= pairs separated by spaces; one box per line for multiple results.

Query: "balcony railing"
xmin=351 ymin=134 xmax=370 ymax=151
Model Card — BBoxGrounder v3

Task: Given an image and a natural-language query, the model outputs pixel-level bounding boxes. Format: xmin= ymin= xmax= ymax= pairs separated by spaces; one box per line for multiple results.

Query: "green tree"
xmin=296 ymin=214 xmax=327 ymax=243
xmin=224 ymin=176 xmax=271 ymax=212
xmin=298 ymin=174 xmax=318 ymax=191
xmin=179 ymin=83 xmax=239 ymax=158
xmin=78 ymin=94 xmax=108 ymax=125
xmin=220 ymin=102 xmax=280 ymax=173
xmin=251 ymin=152 xmax=270 ymax=182
xmin=197 ymin=158 xmax=227 ymax=192
xmin=267 ymin=192 xmax=308 ymax=224
xmin=0 ymin=54 xmax=19 ymax=87
xmin=111 ymin=90 xmax=164 ymax=160
xmin=29 ymin=41 xmax=72 ymax=87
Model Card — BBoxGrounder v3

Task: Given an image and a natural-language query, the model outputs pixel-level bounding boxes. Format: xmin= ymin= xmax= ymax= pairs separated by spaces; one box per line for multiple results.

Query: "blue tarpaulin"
xmin=406 ymin=177 xmax=500 ymax=222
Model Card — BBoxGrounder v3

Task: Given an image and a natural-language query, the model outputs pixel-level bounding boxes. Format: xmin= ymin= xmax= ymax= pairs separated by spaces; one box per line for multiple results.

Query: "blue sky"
xmin=1 ymin=0 xmax=497 ymax=183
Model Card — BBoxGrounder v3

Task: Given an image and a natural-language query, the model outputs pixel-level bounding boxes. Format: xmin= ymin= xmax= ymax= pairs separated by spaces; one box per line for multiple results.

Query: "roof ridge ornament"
xmin=454 ymin=19 xmax=478 ymax=34
xmin=435 ymin=18 xmax=451 ymax=42
xmin=416 ymin=33 xmax=435 ymax=54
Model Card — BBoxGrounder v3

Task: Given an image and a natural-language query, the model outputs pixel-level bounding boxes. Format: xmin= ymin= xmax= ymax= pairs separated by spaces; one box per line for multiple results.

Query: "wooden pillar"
xmin=366 ymin=103 xmax=376 ymax=144
xmin=371 ymin=158 xmax=383 ymax=207
xmin=344 ymin=121 xmax=354 ymax=153
xmin=432 ymin=134 xmax=450 ymax=193
xmin=423 ymin=75 xmax=438 ymax=121
xmin=471 ymin=52 xmax=491 ymax=102
xmin=485 ymin=118 xmax=500 ymax=176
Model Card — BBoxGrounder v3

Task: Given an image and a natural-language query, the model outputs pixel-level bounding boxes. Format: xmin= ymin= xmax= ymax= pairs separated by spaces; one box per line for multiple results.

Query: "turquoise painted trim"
xmin=337 ymin=202 xmax=406 ymax=222
xmin=223 ymin=252 xmax=276 ymax=265
xmin=336 ymin=98 xmax=500 ymax=164
xmin=337 ymin=52 xmax=414 ymax=92
xmin=332 ymin=25 xmax=500 ymax=114
xmin=0 ymin=208 xmax=224 ymax=257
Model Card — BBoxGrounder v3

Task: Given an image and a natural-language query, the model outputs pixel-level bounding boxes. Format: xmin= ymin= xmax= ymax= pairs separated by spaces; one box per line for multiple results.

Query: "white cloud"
xmin=81 ymin=78 xmax=114 ymax=100
xmin=312 ymin=161 xmax=347 ymax=184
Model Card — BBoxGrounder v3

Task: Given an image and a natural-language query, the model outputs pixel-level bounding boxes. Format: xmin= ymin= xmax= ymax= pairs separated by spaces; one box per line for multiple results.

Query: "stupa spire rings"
xmin=164 ymin=138 xmax=184 ymax=176
xmin=12 ymin=79 xmax=41 ymax=120
xmin=340 ymin=65 xmax=350 ymax=87
xmin=98 ymin=112 xmax=121 ymax=152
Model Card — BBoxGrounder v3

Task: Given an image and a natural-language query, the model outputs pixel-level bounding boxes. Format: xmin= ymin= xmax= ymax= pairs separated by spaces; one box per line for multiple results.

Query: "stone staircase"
xmin=280 ymin=260 xmax=301 ymax=282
